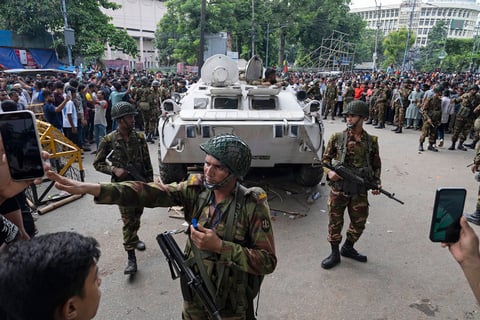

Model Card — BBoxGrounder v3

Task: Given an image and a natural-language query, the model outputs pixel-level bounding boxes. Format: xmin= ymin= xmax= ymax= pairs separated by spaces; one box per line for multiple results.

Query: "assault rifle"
xmin=323 ymin=163 xmax=404 ymax=205
xmin=106 ymin=150 xmax=147 ymax=182
xmin=156 ymin=231 xmax=222 ymax=320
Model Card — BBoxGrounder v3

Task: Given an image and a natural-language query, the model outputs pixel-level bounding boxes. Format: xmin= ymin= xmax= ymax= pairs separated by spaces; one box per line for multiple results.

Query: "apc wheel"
xmin=295 ymin=164 xmax=324 ymax=187
xmin=159 ymin=163 xmax=188 ymax=184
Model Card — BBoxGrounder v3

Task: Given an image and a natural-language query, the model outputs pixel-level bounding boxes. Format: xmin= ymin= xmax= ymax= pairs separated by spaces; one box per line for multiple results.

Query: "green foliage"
xmin=155 ymin=0 xmax=366 ymax=68
xmin=0 ymin=0 xmax=137 ymax=65
xmin=382 ymin=27 xmax=415 ymax=68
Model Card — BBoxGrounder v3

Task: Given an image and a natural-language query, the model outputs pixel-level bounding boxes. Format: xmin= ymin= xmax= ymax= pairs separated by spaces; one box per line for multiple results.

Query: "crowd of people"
xmin=2 ymin=65 xmax=480 ymax=319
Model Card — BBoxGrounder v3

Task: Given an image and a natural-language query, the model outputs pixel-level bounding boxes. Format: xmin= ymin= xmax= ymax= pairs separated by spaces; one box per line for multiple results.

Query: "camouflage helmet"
xmin=111 ymin=101 xmax=138 ymax=120
xmin=199 ymin=134 xmax=252 ymax=178
xmin=342 ymin=100 xmax=369 ymax=118
xmin=152 ymin=80 xmax=160 ymax=87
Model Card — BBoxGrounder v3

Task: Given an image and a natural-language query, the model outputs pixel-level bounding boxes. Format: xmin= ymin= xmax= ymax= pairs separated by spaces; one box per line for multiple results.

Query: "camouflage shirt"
xmin=322 ymin=129 xmax=382 ymax=186
xmin=93 ymin=130 xmax=154 ymax=183
xmin=93 ymin=174 xmax=277 ymax=314
xmin=324 ymin=83 xmax=338 ymax=101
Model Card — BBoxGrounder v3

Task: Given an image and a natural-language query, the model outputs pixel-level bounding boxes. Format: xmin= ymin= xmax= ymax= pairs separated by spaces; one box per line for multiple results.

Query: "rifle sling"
xmin=189 ymin=183 xmax=247 ymax=309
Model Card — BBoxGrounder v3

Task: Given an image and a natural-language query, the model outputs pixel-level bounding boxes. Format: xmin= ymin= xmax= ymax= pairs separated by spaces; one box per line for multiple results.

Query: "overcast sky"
xmin=350 ymin=0 xmax=401 ymax=9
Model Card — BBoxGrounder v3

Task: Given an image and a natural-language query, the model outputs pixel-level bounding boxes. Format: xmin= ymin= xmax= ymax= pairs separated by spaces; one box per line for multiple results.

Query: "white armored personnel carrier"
xmin=158 ymin=54 xmax=325 ymax=186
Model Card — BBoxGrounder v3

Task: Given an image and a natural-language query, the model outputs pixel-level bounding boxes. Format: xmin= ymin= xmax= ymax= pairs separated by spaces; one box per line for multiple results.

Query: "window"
xmin=251 ymin=97 xmax=276 ymax=110
xmin=213 ymin=97 xmax=239 ymax=109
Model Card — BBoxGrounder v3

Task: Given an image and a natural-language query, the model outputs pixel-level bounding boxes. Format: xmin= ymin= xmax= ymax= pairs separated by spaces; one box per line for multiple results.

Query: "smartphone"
xmin=0 ymin=110 xmax=45 ymax=180
xmin=429 ymin=188 xmax=467 ymax=243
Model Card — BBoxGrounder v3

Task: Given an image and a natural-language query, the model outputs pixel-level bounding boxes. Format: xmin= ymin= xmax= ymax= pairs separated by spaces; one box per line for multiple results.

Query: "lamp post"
xmin=401 ymin=0 xmax=417 ymax=72
xmin=251 ymin=0 xmax=255 ymax=57
xmin=61 ymin=0 xmax=73 ymax=66
xmin=469 ymin=22 xmax=480 ymax=73
xmin=373 ymin=0 xmax=381 ymax=73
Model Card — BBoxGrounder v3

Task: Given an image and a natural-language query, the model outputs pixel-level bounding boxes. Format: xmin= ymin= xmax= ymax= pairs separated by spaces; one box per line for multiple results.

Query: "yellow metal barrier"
xmin=25 ymin=120 xmax=85 ymax=214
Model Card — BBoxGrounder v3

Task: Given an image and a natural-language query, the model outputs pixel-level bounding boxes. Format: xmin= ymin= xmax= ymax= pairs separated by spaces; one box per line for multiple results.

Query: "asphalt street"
xmin=36 ymin=119 xmax=480 ymax=320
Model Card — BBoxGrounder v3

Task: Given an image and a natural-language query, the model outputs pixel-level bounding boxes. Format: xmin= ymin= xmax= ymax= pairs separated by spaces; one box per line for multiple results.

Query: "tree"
xmin=382 ymin=27 xmax=416 ymax=69
xmin=0 ymin=0 xmax=138 ymax=65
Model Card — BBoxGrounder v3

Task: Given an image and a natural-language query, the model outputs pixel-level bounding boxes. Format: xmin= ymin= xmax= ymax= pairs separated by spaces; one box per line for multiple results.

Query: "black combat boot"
xmin=391 ymin=126 xmax=399 ymax=132
xmin=365 ymin=119 xmax=373 ymax=125
xmin=427 ymin=144 xmax=438 ymax=152
xmin=341 ymin=239 xmax=367 ymax=262
xmin=457 ymin=143 xmax=467 ymax=151
xmin=321 ymin=243 xmax=341 ymax=269
xmin=418 ymin=143 xmax=424 ymax=151
xmin=372 ymin=120 xmax=378 ymax=126
xmin=374 ymin=122 xmax=385 ymax=129
xmin=448 ymin=141 xmax=456 ymax=150
xmin=466 ymin=210 xmax=480 ymax=225
xmin=464 ymin=140 xmax=478 ymax=149
xmin=124 ymin=250 xmax=137 ymax=275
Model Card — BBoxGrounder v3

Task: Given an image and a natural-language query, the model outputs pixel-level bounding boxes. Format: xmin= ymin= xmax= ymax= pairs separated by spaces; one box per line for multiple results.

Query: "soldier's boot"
xmin=391 ymin=126 xmax=399 ymax=132
xmin=340 ymin=239 xmax=367 ymax=263
xmin=374 ymin=122 xmax=385 ymax=129
xmin=365 ymin=119 xmax=373 ymax=125
xmin=124 ymin=250 xmax=137 ymax=275
xmin=395 ymin=127 xmax=402 ymax=134
xmin=418 ymin=143 xmax=424 ymax=151
xmin=372 ymin=120 xmax=378 ymax=126
xmin=331 ymin=116 xmax=335 ymax=120
xmin=321 ymin=243 xmax=341 ymax=269
xmin=457 ymin=143 xmax=467 ymax=151
xmin=464 ymin=140 xmax=478 ymax=149
xmin=448 ymin=141 xmax=456 ymax=150
xmin=466 ymin=210 xmax=480 ymax=225
xmin=427 ymin=144 xmax=438 ymax=152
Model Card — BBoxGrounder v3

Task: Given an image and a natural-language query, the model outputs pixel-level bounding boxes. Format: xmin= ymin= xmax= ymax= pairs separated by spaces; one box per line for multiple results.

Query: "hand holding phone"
xmin=430 ymin=188 xmax=467 ymax=243
xmin=0 ymin=110 xmax=45 ymax=180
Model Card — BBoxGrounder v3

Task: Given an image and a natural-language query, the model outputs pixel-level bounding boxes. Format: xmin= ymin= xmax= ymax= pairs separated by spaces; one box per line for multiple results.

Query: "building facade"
xmin=101 ymin=0 xmax=167 ymax=70
xmin=350 ymin=0 xmax=480 ymax=47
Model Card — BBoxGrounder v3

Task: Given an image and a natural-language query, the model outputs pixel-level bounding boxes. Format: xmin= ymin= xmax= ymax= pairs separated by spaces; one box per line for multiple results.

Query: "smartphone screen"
xmin=0 ymin=110 xmax=45 ymax=180
xmin=429 ymin=188 xmax=467 ymax=243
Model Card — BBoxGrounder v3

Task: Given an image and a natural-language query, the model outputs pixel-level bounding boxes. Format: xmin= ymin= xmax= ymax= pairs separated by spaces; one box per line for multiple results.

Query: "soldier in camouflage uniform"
xmin=135 ymin=77 xmax=155 ymax=143
xmin=391 ymin=80 xmax=412 ymax=133
xmin=342 ymin=81 xmax=355 ymax=122
xmin=374 ymin=81 xmax=388 ymax=129
xmin=93 ymin=102 xmax=154 ymax=275
xmin=147 ymin=80 xmax=165 ymax=142
xmin=465 ymin=146 xmax=480 ymax=225
xmin=448 ymin=86 xmax=480 ymax=151
xmin=321 ymin=100 xmax=382 ymax=270
xmin=323 ymin=78 xmax=338 ymax=120
xmin=306 ymin=79 xmax=321 ymax=100
xmin=419 ymin=86 xmax=442 ymax=152
xmin=48 ymin=134 xmax=277 ymax=320
xmin=365 ymin=81 xmax=380 ymax=125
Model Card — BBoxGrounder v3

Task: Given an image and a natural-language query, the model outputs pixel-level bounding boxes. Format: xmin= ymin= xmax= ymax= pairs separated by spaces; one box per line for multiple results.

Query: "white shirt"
xmin=62 ymin=99 xmax=78 ymax=128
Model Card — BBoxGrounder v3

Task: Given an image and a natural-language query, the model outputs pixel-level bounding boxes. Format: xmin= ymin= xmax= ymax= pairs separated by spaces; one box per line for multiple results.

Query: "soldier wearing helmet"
xmin=47 ymin=133 xmax=277 ymax=319
xmin=93 ymin=101 xmax=154 ymax=275
xmin=321 ymin=100 xmax=382 ymax=269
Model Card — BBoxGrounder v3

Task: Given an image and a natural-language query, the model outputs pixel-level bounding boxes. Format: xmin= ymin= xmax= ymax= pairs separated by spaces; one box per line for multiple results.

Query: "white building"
xmin=101 ymin=0 xmax=167 ymax=70
xmin=350 ymin=0 xmax=480 ymax=47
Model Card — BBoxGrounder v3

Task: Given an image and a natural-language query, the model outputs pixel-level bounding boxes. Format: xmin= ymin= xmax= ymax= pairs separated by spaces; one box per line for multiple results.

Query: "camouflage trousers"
xmin=119 ymin=206 xmax=144 ymax=251
xmin=324 ymin=100 xmax=336 ymax=117
xmin=451 ymin=116 xmax=473 ymax=143
xmin=140 ymin=108 xmax=156 ymax=136
xmin=327 ymin=189 xmax=369 ymax=244
xmin=419 ymin=121 xmax=437 ymax=145
xmin=375 ymin=102 xmax=386 ymax=124
xmin=393 ymin=105 xmax=405 ymax=127
xmin=182 ymin=297 xmax=248 ymax=320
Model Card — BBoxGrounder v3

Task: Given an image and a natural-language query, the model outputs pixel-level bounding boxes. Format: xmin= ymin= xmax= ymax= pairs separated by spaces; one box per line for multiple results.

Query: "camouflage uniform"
xmin=148 ymin=86 xmax=166 ymax=137
xmin=419 ymin=93 xmax=442 ymax=148
xmin=93 ymin=130 xmax=154 ymax=251
xmin=343 ymin=85 xmax=355 ymax=110
xmin=323 ymin=82 xmax=338 ymax=119
xmin=392 ymin=86 xmax=411 ymax=129
xmin=306 ymin=82 xmax=321 ymax=100
xmin=450 ymin=91 xmax=479 ymax=147
xmin=322 ymin=129 xmax=381 ymax=245
xmin=93 ymin=174 xmax=277 ymax=319
xmin=373 ymin=86 xmax=388 ymax=128
xmin=135 ymin=85 xmax=155 ymax=139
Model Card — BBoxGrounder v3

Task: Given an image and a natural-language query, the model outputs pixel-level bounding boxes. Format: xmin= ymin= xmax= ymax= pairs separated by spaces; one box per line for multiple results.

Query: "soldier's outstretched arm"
xmin=47 ymin=171 xmax=101 ymax=197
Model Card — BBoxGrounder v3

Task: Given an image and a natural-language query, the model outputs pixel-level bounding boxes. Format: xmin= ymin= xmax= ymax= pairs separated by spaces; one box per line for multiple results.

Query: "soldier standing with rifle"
xmin=321 ymin=100 xmax=382 ymax=270
xmin=93 ymin=101 xmax=154 ymax=275
xmin=419 ymin=86 xmax=442 ymax=152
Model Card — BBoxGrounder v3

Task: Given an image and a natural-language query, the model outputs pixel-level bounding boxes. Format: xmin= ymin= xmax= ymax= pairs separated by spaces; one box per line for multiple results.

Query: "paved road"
xmin=36 ymin=120 xmax=480 ymax=320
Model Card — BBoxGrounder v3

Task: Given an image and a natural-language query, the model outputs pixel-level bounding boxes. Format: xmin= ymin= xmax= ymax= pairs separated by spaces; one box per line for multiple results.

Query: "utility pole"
xmin=265 ymin=22 xmax=270 ymax=67
xmin=401 ymin=0 xmax=416 ymax=72
xmin=198 ymin=0 xmax=206 ymax=77
xmin=470 ymin=23 xmax=480 ymax=73
xmin=251 ymin=0 xmax=255 ymax=57
xmin=61 ymin=0 xmax=73 ymax=66
xmin=373 ymin=0 xmax=381 ymax=73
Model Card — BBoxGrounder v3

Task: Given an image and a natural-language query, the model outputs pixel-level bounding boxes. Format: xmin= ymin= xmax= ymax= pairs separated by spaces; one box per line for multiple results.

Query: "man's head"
xmin=264 ymin=68 xmax=277 ymax=84
xmin=199 ymin=134 xmax=252 ymax=189
xmin=0 ymin=232 xmax=101 ymax=320
xmin=111 ymin=101 xmax=137 ymax=131
xmin=342 ymin=100 xmax=369 ymax=129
